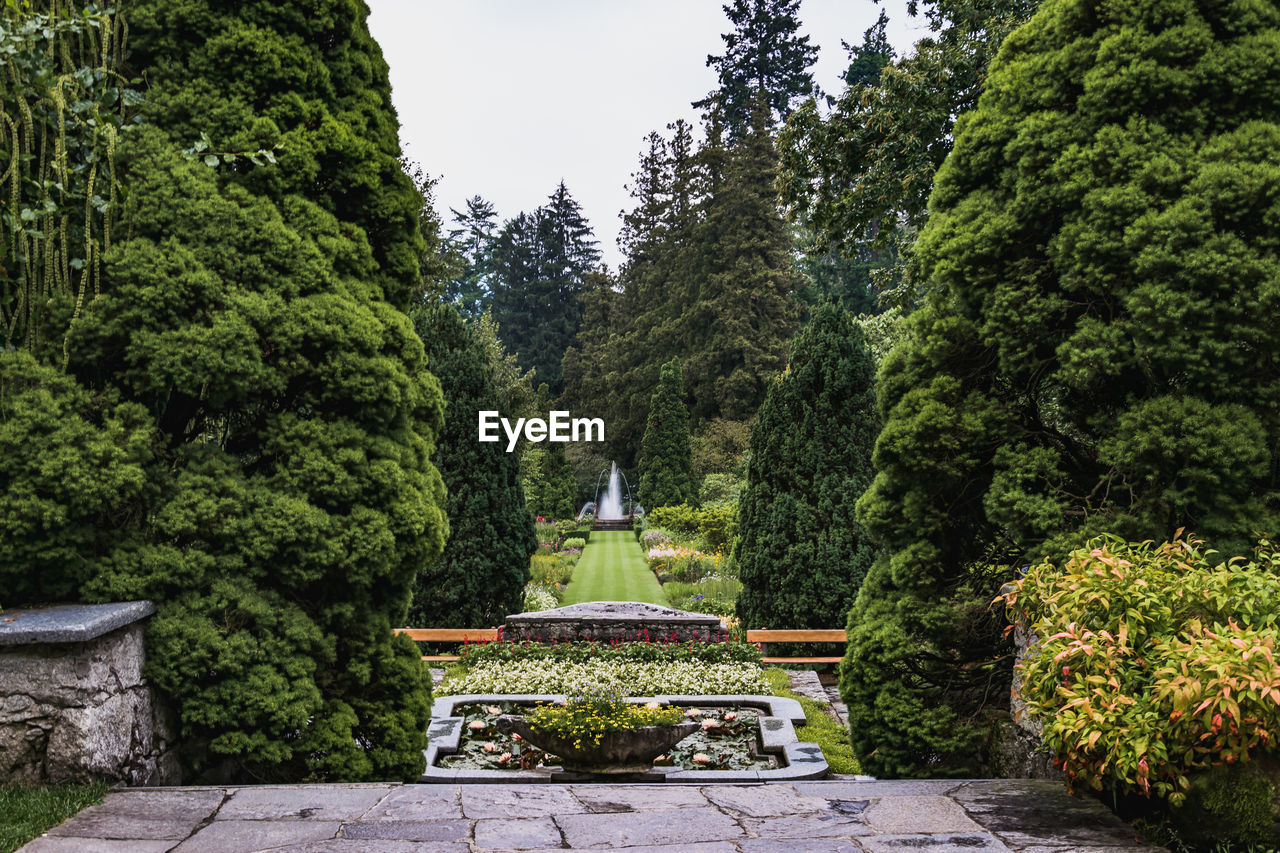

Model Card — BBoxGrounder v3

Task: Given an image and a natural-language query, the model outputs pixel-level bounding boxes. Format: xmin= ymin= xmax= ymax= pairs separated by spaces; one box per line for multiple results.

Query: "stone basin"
xmin=423 ymin=694 xmax=828 ymax=783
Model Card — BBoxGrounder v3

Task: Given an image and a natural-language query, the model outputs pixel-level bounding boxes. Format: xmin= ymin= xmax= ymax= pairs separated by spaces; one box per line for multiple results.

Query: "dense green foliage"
xmin=697 ymin=0 xmax=817 ymax=138
xmin=563 ymin=107 xmax=799 ymax=467
xmin=410 ymin=305 xmax=536 ymax=629
xmin=489 ymin=182 xmax=601 ymax=392
xmin=523 ymin=443 xmax=578 ymax=520
xmin=1 ymin=0 xmax=448 ymax=782
xmin=638 ymin=358 xmax=696 ymax=509
xmin=843 ymin=0 xmax=1280 ymax=778
xmin=1005 ymin=535 xmax=1280 ymax=813
xmin=733 ymin=303 xmax=878 ymax=630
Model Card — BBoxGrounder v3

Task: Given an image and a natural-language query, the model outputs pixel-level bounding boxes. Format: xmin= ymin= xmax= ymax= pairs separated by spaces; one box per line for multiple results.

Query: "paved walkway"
xmin=22 ymin=779 xmax=1157 ymax=852
xmin=561 ymin=531 xmax=665 ymax=606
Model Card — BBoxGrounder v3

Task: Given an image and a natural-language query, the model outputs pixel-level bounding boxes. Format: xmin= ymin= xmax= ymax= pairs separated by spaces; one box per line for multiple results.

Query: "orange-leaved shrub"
xmin=1002 ymin=533 xmax=1280 ymax=806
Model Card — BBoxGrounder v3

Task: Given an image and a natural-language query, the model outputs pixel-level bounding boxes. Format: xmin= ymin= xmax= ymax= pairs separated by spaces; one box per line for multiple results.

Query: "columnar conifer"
xmin=734 ymin=303 xmax=878 ymax=630
xmin=638 ymin=358 xmax=696 ymax=509
xmin=411 ymin=305 xmax=536 ymax=628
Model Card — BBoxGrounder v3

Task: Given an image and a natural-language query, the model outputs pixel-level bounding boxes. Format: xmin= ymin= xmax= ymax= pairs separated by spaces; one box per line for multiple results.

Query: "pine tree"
xmin=410 ymin=305 xmax=536 ymax=629
xmin=700 ymin=0 xmax=819 ymax=138
xmin=446 ymin=196 xmax=499 ymax=317
xmin=2 ymin=0 xmax=449 ymax=783
xmin=638 ymin=358 xmax=696 ymax=509
xmin=490 ymin=182 xmax=600 ymax=392
xmin=844 ymin=0 xmax=1280 ymax=779
xmin=733 ymin=303 xmax=878 ymax=630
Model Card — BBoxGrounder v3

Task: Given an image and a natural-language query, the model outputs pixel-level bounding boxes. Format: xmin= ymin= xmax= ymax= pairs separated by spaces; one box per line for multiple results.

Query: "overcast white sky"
xmin=366 ymin=1 xmax=926 ymax=270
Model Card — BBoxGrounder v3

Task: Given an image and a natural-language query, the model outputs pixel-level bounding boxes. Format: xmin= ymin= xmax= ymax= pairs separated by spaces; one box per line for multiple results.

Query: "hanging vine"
xmin=0 ymin=0 xmax=138 ymax=364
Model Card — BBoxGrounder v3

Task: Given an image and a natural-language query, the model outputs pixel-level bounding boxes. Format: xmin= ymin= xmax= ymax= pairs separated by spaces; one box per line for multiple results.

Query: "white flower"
xmin=482 ymin=741 xmax=498 ymax=753
xmin=468 ymin=720 xmax=486 ymax=730
xmin=692 ymin=752 xmax=711 ymax=764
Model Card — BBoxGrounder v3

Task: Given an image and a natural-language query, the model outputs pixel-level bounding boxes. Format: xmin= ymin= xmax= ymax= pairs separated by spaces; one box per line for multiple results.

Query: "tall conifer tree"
xmin=733 ymin=303 xmax=878 ymax=630
xmin=700 ymin=0 xmax=819 ymax=138
xmin=411 ymin=305 xmax=536 ymax=628
xmin=638 ymin=358 xmax=696 ymax=509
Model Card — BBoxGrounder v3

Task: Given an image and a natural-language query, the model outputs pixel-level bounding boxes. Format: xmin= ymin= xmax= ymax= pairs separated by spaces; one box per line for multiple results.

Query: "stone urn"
xmin=496 ymin=715 xmax=699 ymax=774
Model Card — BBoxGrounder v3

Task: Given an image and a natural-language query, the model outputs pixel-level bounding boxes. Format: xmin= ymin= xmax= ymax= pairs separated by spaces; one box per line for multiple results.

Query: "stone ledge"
xmin=0 ymin=601 xmax=156 ymax=646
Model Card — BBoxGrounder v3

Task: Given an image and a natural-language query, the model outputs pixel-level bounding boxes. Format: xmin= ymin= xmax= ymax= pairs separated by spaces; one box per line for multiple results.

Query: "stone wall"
xmin=990 ymin=621 xmax=1062 ymax=780
xmin=0 ymin=602 xmax=180 ymax=785
xmin=504 ymin=601 xmax=724 ymax=644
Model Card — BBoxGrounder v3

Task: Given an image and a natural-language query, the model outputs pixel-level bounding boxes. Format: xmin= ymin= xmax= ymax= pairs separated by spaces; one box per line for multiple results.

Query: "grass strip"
xmin=1 ymin=782 xmax=109 ymax=853
xmin=763 ymin=667 xmax=860 ymax=775
xmin=561 ymin=530 xmax=666 ymax=605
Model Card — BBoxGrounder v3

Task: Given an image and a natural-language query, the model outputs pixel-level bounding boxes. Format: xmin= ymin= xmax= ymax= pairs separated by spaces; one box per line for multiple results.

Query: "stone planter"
xmin=496 ymin=715 xmax=699 ymax=774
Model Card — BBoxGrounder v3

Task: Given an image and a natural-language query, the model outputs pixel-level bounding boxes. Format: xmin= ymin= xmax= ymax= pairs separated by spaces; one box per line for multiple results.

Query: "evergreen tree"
xmin=733 ymin=303 xmax=878 ymax=630
xmin=490 ymin=182 xmax=600 ymax=392
xmin=841 ymin=9 xmax=894 ymax=88
xmin=445 ymin=196 xmax=499 ymax=317
xmin=638 ymin=358 xmax=696 ymax=509
xmin=844 ymin=0 xmax=1280 ymax=779
xmin=410 ymin=305 xmax=536 ymax=629
xmin=682 ymin=102 xmax=800 ymax=422
xmin=523 ymin=444 xmax=578 ymax=521
xmin=699 ymin=0 xmax=819 ymax=138
xmin=2 ymin=0 xmax=449 ymax=782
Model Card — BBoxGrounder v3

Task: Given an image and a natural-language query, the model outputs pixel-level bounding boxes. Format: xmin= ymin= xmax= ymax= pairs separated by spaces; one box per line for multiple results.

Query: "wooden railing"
xmin=395 ymin=628 xmax=844 ymax=665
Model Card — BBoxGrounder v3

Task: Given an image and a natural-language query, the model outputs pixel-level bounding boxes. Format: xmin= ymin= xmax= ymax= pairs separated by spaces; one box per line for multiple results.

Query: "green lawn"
xmin=1 ymin=782 xmax=109 ymax=853
xmin=561 ymin=530 xmax=666 ymax=605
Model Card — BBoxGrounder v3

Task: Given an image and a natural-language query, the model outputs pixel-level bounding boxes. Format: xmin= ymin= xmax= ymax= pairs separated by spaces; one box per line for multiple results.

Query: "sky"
xmin=366 ymin=1 xmax=927 ymax=270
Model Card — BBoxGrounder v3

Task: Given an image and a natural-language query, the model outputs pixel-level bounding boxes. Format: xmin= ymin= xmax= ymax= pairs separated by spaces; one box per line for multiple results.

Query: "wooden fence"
xmin=395 ymin=628 xmax=844 ymax=665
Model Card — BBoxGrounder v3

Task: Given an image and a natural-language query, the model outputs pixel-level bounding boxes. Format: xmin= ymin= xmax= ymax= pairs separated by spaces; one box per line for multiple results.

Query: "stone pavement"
xmin=22 ymin=779 xmax=1159 ymax=852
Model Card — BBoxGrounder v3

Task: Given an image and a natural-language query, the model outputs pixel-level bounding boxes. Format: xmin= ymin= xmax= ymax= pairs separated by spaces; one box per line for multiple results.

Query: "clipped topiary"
xmin=733 ymin=302 xmax=878 ymax=630
xmin=845 ymin=0 xmax=1280 ymax=778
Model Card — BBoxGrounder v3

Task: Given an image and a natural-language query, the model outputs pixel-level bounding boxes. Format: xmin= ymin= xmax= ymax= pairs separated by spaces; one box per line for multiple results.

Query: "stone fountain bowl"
xmin=496 ymin=715 xmax=700 ymax=774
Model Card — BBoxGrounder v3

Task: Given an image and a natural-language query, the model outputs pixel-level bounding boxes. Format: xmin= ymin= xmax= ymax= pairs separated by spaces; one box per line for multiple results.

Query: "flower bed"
xmin=438 ymin=659 xmax=768 ymax=696
xmin=456 ymin=638 xmax=760 ymax=666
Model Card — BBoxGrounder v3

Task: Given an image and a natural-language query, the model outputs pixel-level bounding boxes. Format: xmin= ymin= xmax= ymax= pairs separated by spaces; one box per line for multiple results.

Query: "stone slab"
xmin=277 ymin=843 xmax=464 ymax=853
xmin=556 ymin=807 xmax=743 ymax=848
xmin=463 ymin=784 xmax=589 ymax=818
xmin=364 ymin=786 xmax=463 ymax=820
xmin=793 ymin=780 xmax=965 ymax=798
xmin=217 ymin=784 xmax=391 ymax=821
xmin=341 ymin=818 xmax=470 ymax=842
xmin=571 ymin=784 xmax=712 ymax=811
xmin=950 ymin=780 xmax=1156 ymax=849
xmin=475 ymin=816 xmax=562 ymax=848
xmin=0 ymin=602 xmax=155 ymax=645
xmin=741 ymin=812 xmax=875 ymax=838
xmin=504 ymin=601 xmax=722 ymax=643
xmin=738 ymin=839 xmax=862 ymax=853
xmin=863 ymin=795 xmax=987 ymax=834
xmin=860 ymin=834 xmax=1014 ymax=852
xmin=170 ymin=819 xmax=341 ymax=852
xmin=702 ymin=783 xmax=833 ymax=816
xmin=503 ymin=846 xmax=737 ymax=853
xmin=20 ymin=839 xmax=175 ymax=853
xmin=48 ymin=789 xmax=225 ymax=840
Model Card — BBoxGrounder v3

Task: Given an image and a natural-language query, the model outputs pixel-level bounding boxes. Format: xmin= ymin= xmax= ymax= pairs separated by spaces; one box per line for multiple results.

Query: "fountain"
xmin=593 ymin=462 xmax=634 ymax=530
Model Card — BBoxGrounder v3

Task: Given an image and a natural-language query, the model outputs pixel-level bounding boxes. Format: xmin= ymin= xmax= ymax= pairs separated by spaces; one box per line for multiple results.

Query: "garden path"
xmin=561 ymin=531 xmax=665 ymax=606
xmin=22 ymin=779 xmax=1156 ymax=851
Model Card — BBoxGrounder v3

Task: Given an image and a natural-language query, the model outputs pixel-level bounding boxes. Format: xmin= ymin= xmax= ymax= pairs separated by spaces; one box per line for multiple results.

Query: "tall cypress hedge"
xmin=733 ymin=303 xmax=878 ymax=630
xmin=638 ymin=357 xmax=696 ymax=509
xmin=411 ymin=305 xmax=536 ymax=628
xmin=844 ymin=0 xmax=1280 ymax=778
xmin=2 ymin=0 xmax=448 ymax=782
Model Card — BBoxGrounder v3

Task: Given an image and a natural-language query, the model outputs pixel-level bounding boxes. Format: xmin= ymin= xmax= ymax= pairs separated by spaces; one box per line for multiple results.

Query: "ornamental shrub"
xmin=1003 ymin=534 xmax=1280 ymax=814
xmin=410 ymin=305 xmax=536 ymax=629
xmin=563 ymin=537 xmax=587 ymax=550
xmin=735 ymin=302 xmax=878 ymax=631
xmin=2 ymin=0 xmax=448 ymax=782
xmin=846 ymin=0 xmax=1280 ymax=777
